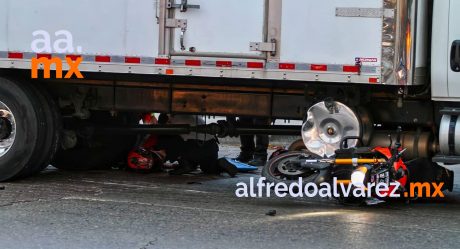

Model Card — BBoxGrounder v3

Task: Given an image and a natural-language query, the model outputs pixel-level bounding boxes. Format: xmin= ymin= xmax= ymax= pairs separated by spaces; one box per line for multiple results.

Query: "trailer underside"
xmin=1 ymin=68 xmax=460 ymax=180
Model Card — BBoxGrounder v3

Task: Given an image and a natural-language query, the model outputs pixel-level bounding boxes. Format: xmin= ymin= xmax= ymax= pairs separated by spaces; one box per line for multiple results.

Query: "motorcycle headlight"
xmin=351 ymin=166 xmax=368 ymax=187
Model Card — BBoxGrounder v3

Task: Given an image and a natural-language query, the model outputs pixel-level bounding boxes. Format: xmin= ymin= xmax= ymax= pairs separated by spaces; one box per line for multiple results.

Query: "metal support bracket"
xmin=250 ymin=40 xmax=277 ymax=56
xmin=165 ymin=18 xmax=187 ymax=29
xmin=165 ymin=19 xmax=188 ymax=51
xmin=167 ymin=0 xmax=200 ymax=12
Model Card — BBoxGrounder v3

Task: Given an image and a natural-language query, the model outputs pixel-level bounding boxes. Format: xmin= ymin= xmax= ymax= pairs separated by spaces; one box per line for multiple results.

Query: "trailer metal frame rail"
xmin=0 ymin=51 xmax=381 ymax=84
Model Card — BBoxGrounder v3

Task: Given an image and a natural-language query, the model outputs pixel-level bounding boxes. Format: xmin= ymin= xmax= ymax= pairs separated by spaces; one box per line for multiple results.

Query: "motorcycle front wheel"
xmin=262 ymin=151 xmax=323 ymax=186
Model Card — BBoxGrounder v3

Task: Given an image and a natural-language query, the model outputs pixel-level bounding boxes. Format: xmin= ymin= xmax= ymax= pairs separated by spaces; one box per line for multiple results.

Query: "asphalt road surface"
xmin=1 ymin=145 xmax=460 ymax=249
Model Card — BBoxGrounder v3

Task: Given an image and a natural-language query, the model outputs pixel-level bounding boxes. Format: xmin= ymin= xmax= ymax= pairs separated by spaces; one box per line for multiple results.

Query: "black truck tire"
xmin=16 ymin=83 xmax=62 ymax=178
xmin=0 ymin=77 xmax=59 ymax=181
xmin=52 ymin=112 xmax=139 ymax=170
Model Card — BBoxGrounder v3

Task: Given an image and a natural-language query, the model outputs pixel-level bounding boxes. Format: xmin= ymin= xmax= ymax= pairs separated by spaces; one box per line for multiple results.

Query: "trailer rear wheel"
xmin=0 ymin=78 xmax=57 ymax=181
xmin=16 ymin=83 xmax=62 ymax=178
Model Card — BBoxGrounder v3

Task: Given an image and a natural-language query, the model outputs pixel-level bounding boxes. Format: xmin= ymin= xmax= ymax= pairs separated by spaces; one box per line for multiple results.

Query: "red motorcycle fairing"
xmin=372 ymin=146 xmax=408 ymax=197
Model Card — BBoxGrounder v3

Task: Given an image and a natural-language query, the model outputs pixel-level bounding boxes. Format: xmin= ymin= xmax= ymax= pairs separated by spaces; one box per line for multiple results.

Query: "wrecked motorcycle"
xmin=262 ymin=127 xmax=454 ymax=205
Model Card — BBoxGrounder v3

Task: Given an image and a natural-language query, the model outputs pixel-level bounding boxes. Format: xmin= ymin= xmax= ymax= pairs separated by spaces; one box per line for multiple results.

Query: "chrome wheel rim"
xmin=0 ymin=101 xmax=16 ymax=158
xmin=302 ymin=101 xmax=361 ymax=158
xmin=271 ymin=153 xmax=319 ymax=181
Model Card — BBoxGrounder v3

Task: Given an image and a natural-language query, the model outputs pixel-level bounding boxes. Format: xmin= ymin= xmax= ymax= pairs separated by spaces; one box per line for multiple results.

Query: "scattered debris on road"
xmin=266 ymin=210 xmax=277 ymax=216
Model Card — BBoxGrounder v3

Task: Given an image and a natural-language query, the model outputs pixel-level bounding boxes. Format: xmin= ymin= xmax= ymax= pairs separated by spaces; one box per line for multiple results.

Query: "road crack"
xmin=0 ymin=199 xmax=43 ymax=208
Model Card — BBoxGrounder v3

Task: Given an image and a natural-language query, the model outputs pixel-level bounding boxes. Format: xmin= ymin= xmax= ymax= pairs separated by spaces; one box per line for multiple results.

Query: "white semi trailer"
xmin=0 ymin=0 xmax=458 ymax=181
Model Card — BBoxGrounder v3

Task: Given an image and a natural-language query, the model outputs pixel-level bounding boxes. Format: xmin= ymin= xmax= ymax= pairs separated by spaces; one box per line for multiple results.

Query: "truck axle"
xmin=95 ymin=122 xmax=302 ymax=137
